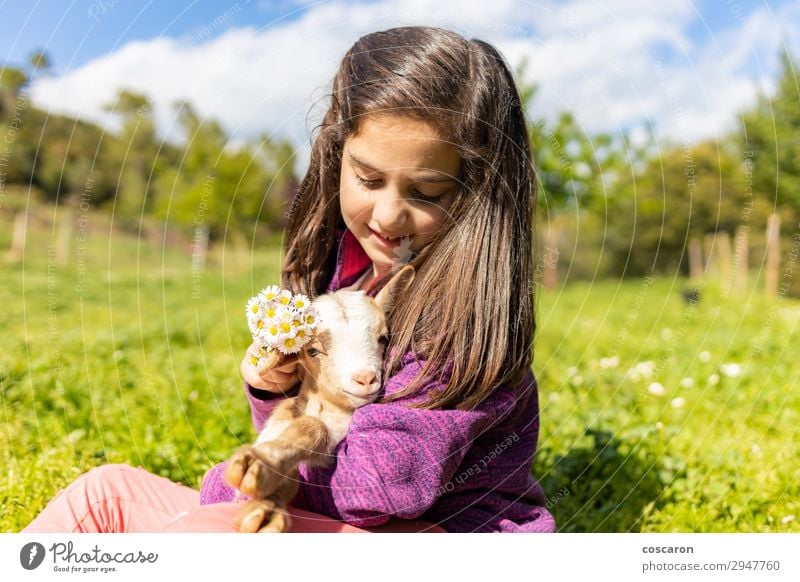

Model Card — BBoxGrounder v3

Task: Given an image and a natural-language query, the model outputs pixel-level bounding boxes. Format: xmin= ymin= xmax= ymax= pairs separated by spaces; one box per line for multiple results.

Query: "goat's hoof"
xmin=224 ymin=445 xmax=284 ymax=498
xmin=236 ymin=499 xmax=291 ymax=533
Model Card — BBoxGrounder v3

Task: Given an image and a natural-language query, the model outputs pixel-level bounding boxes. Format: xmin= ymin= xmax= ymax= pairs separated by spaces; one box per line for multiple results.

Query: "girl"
xmin=23 ymin=26 xmax=555 ymax=534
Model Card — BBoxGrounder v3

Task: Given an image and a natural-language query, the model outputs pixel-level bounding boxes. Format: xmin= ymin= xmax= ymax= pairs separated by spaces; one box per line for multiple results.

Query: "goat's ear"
xmin=374 ymin=265 xmax=415 ymax=316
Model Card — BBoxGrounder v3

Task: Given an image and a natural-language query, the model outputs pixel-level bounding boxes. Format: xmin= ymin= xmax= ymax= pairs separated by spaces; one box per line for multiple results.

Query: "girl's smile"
xmin=339 ymin=114 xmax=462 ymax=279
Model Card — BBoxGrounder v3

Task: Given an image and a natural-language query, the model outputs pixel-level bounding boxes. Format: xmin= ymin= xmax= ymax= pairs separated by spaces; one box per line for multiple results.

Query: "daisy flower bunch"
xmin=245 ymin=285 xmax=321 ymax=358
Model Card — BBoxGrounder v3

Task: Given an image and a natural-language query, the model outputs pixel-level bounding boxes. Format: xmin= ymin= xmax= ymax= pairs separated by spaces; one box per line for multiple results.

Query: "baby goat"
xmin=224 ymin=265 xmax=415 ymax=532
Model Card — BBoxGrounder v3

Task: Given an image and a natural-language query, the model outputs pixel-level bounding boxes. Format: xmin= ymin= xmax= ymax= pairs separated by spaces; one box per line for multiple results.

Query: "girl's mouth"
xmin=368 ymin=227 xmax=408 ymax=248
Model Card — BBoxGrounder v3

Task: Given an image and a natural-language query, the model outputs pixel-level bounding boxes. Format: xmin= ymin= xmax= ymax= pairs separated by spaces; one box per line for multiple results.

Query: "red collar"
xmin=340 ymin=228 xmax=372 ymax=284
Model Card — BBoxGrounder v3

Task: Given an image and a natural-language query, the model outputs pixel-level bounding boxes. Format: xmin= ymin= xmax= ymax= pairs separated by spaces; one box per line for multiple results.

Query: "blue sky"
xmin=2 ymin=0 xmax=798 ymax=155
xmin=0 ymin=0 xmax=318 ymax=72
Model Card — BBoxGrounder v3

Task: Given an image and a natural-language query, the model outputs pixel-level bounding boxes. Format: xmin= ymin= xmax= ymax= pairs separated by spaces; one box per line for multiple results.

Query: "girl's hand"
xmin=240 ymin=342 xmax=302 ymax=394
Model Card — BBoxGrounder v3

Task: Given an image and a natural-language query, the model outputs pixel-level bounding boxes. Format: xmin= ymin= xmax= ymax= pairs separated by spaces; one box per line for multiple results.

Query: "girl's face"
xmin=339 ymin=114 xmax=461 ymax=277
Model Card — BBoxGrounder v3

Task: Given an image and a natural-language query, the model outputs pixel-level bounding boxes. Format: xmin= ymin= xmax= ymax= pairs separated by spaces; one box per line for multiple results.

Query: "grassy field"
xmin=1 ymin=210 xmax=798 ymax=532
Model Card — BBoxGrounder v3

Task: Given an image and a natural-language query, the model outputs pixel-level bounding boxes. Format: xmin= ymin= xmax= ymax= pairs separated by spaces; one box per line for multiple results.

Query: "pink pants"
xmin=22 ymin=464 xmax=443 ymax=533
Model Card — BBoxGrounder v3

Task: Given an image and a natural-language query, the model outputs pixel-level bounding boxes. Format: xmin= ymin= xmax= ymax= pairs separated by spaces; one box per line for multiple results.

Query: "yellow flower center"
xmin=256 ymin=320 xmax=265 ymax=329
xmin=280 ymin=322 xmax=291 ymax=333
xmin=280 ymin=297 xmax=290 ymax=305
xmin=284 ymin=338 xmax=295 ymax=348
xmin=305 ymin=315 xmax=315 ymax=325
xmin=269 ymin=325 xmax=279 ymax=336
xmin=266 ymin=307 xmax=276 ymax=318
xmin=295 ymin=299 xmax=305 ymax=308
xmin=250 ymin=304 xmax=259 ymax=313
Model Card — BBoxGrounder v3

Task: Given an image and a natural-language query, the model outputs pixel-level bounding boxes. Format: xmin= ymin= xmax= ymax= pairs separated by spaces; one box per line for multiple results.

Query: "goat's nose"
xmin=352 ymin=369 xmax=377 ymax=387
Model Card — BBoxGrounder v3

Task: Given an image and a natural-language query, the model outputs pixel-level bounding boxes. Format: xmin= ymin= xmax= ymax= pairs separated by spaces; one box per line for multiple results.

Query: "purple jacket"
xmin=199 ymin=228 xmax=556 ymax=533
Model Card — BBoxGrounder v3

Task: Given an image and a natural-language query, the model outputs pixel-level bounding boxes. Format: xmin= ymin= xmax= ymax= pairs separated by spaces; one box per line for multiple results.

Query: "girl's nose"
xmin=371 ymin=192 xmax=409 ymax=227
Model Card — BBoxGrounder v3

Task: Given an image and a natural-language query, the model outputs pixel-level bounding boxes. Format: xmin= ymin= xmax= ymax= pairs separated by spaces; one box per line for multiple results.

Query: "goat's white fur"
xmin=224 ymin=265 xmax=415 ymax=533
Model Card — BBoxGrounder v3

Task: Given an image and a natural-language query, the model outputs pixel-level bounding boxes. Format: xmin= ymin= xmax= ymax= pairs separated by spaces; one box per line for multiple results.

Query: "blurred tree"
xmin=103 ymin=89 xmax=161 ymax=225
xmin=0 ymin=66 xmax=28 ymax=120
xmin=518 ymin=60 xmax=638 ymax=283
xmin=155 ymin=101 xmax=295 ymax=263
xmin=605 ymin=139 xmax=777 ymax=277
xmin=741 ymin=49 xmax=800 ymax=209
xmin=28 ymin=50 xmax=52 ymax=76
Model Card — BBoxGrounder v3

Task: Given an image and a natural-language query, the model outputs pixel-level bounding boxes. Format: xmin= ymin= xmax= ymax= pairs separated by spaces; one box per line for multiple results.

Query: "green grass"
xmin=533 ymin=276 xmax=800 ymax=532
xmin=1 ymin=211 xmax=798 ymax=532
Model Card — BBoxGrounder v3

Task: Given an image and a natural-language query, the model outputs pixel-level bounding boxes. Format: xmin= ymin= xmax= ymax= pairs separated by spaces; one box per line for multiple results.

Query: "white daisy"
xmin=720 ymin=363 xmax=742 ymax=378
xmin=291 ymin=293 xmax=310 ymax=310
xmin=277 ymin=289 xmax=293 ymax=306
xmin=648 ymin=382 xmax=666 ymax=396
xmin=277 ymin=333 xmax=303 ymax=354
xmin=671 ymin=397 xmax=685 ymax=408
xmin=699 ymin=350 xmax=712 ymax=363
xmin=246 ymin=297 xmax=263 ymax=320
xmin=680 ymin=377 xmax=695 ymax=389
xmin=258 ymin=285 xmax=281 ymax=303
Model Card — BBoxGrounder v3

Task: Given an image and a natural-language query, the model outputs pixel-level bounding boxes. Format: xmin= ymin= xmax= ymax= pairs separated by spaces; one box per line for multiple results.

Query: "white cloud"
xmin=29 ymin=0 xmax=800 ymax=168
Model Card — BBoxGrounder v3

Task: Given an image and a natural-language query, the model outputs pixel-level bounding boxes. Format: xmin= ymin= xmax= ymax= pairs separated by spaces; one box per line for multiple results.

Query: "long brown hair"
xmin=281 ymin=26 xmax=537 ymax=410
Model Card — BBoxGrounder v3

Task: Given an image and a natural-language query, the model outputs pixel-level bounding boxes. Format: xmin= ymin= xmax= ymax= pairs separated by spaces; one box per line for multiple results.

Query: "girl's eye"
xmin=411 ymin=189 xmax=442 ymax=202
xmin=354 ymin=174 xmax=381 ymax=189
xmin=355 ymin=173 xmax=442 ymax=202
xmin=307 ymin=347 xmax=320 ymax=357
xmin=378 ymin=335 xmax=389 ymax=350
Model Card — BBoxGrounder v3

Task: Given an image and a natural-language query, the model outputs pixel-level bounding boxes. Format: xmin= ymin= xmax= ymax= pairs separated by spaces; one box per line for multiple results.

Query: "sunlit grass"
xmin=1 ymin=211 xmax=798 ymax=532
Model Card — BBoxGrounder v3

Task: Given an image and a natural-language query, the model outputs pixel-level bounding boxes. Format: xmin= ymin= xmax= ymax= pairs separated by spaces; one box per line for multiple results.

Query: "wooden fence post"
xmin=718 ymin=231 xmax=732 ymax=287
xmin=688 ymin=236 xmax=703 ymax=281
xmin=703 ymin=233 xmax=717 ymax=278
xmin=765 ymin=213 xmax=780 ymax=299
xmin=733 ymin=226 xmax=749 ymax=296
xmin=7 ymin=211 xmax=27 ymax=262
xmin=56 ymin=207 xmax=74 ymax=267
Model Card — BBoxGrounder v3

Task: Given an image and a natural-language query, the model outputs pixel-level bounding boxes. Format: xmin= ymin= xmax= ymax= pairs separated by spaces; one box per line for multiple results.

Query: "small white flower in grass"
xmin=188 ymin=390 xmax=199 ymax=402
xmin=699 ymin=350 xmax=712 ymax=362
xmin=671 ymin=397 xmax=685 ymax=408
xmin=781 ymin=515 xmax=795 ymax=525
xmin=648 ymin=382 xmax=666 ymax=396
xmin=750 ymin=443 xmax=762 ymax=457
xmin=567 ymin=366 xmax=578 ymax=377
xmin=708 ymin=373 xmax=720 ymax=386
xmin=660 ymin=328 xmax=673 ymax=341
xmin=680 ymin=377 xmax=695 ymax=389
xmin=628 ymin=361 xmax=654 ymax=382
xmin=571 ymin=374 xmax=584 ymax=386
xmin=720 ymin=363 xmax=742 ymax=378
xmin=599 ymin=356 xmax=619 ymax=369
xmin=638 ymin=361 xmax=655 ymax=378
